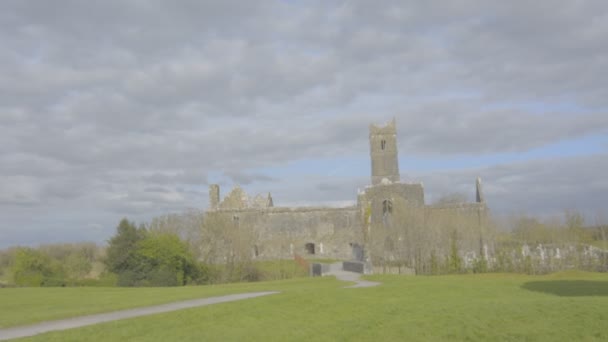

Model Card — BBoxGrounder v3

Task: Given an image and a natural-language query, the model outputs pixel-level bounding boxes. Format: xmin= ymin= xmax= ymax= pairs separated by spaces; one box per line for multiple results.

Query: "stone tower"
xmin=369 ymin=118 xmax=400 ymax=185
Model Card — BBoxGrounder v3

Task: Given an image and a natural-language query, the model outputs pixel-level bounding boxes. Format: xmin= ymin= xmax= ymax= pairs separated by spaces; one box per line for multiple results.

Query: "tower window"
xmin=382 ymin=199 xmax=393 ymax=214
xmin=381 ymin=139 xmax=386 ymax=150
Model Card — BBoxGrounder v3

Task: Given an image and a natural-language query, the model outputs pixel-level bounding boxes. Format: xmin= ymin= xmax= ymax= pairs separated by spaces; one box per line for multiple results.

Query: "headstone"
xmin=522 ymin=244 xmax=530 ymax=257
xmin=537 ymin=244 xmax=545 ymax=260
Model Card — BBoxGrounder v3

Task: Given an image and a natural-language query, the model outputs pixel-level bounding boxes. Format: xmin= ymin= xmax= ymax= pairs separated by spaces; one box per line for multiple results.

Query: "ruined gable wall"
xmin=218 ymin=186 xmax=249 ymax=210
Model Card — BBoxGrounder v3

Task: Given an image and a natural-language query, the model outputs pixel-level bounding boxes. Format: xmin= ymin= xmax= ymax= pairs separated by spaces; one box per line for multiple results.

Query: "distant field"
xmin=6 ymin=271 xmax=608 ymax=341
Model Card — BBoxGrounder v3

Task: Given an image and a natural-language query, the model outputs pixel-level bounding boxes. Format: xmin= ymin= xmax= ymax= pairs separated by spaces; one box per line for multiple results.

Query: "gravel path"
xmin=0 ymin=291 xmax=279 ymax=341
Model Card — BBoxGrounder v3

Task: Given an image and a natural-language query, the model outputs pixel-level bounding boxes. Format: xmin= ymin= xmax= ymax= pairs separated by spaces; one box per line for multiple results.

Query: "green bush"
xmin=105 ymin=218 xmax=209 ymax=287
xmin=11 ymin=248 xmax=66 ymax=287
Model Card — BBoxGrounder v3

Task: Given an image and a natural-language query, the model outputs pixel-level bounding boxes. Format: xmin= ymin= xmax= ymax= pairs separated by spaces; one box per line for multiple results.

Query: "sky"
xmin=1 ymin=1 xmax=607 ymax=248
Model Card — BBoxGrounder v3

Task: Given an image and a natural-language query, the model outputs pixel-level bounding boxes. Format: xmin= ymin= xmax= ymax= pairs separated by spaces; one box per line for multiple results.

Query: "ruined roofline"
xmin=427 ymin=202 xmax=487 ymax=210
xmin=208 ymin=183 xmax=360 ymax=212
xmin=209 ymin=205 xmax=358 ymax=214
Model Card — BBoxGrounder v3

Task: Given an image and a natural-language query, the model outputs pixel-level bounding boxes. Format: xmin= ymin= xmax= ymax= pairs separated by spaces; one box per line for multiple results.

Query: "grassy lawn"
xmin=0 ymin=277 xmax=337 ymax=328
xmin=5 ymin=271 xmax=608 ymax=341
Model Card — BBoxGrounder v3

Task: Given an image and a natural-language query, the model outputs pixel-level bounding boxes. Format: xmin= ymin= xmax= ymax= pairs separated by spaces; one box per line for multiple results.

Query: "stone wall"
xmin=207 ymin=206 xmax=362 ymax=260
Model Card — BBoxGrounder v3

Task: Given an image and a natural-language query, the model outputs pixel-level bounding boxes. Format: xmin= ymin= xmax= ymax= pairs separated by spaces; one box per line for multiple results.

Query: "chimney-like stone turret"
xmin=476 ymin=177 xmax=485 ymax=203
xmin=209 ymin=184 xmax=220 ymax=210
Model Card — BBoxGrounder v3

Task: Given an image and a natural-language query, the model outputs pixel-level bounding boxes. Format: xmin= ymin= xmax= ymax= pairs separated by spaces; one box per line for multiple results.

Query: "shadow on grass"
xmin=521 ymin=281 xmax=608 ymax=297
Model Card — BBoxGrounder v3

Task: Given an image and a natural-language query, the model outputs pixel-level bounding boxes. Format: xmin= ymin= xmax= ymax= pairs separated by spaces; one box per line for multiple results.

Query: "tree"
xmin=564 ymin=210 xmax=591 ymax=244
xmin=200 ymin=212 xmax=260 ymax=283
xmin=448 ymin=230 xmax=462 ymax=273
xmin=136 ymin=232 xmax=200 ymax=286
xmin=11 ymin=248 xmax=65 ymax=286
xmin=105 ymin=219 xmax=148 ymax=286
xmin=105 ymin=218 xmax=207 ymax=286
xmin=37 ymin=243 xmax=98 ymax=281
xmin=147 ymin=210 xmax=206 ymax=260
xmin=105 ymin=218 xmax=146 ymax=275
xmin=65 ymin=251 xmax=93 ymax=280
xmin=0 ymin=247 xmax=16 ymax=281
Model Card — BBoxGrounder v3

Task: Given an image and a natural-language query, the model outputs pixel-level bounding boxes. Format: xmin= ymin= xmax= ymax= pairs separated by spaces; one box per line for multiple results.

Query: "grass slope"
xmin=7 ymin=271 xmax=608 ymax=341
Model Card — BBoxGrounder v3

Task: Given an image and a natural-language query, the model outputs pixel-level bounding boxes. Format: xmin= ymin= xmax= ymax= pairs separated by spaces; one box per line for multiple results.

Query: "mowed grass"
xmin=7 ymin=271 xmax=608 ymax=341
xmin=0 ymin=277 xmax=328 ymax=328
xmin=0 ymin=259 xmax=311 ymax=328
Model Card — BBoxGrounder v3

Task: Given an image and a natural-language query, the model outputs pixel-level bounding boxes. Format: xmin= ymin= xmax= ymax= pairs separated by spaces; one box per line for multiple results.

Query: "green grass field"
xmin=3 ymin=271 xmax=608 ymax=341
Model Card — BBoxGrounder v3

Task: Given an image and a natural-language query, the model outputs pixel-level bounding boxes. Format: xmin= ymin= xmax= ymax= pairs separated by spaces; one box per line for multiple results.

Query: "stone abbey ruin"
xmin=205 ymin=119 xmax=490 ymax=272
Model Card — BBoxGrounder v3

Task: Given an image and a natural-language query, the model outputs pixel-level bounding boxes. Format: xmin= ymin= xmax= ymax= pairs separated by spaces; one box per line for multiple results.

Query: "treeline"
xmin=492 ymin=212 xmax=608 ymax=274
xmin=0 ymin=211 xmax=307 ymax=287
xmin=2 ymin=207 xmax=606 ymax=287
xmin=0 ymin=242 xmax=106 ymax=287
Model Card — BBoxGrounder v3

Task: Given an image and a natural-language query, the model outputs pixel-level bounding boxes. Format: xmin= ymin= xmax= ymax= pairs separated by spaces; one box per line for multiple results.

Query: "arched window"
xmin=382 ymin=199 xmax=393 ymax=215
xmin=305 ymin=243 xmax=315 ymax=255
xmin=381 ymin=139 xmax=386 ymax=150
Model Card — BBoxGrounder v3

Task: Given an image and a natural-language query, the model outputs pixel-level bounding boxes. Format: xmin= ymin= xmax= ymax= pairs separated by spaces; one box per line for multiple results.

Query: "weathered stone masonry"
xmin=205 ymin=118 xmax=487 ymax=264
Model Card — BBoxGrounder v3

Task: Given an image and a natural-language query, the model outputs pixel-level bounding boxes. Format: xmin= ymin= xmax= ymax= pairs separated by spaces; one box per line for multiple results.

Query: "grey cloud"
xmin=142 ymin=173 xmax=172 ymax=185
xmin=414 ymin=153 xmax=608 ymax=219
xmin=1 ymin=0 xmax=607 ymax=246
xmin=144 ymin=187 xmax=170 ymax=193
xmin=223 ymin=171 xmax=276 ymax=185
xmin=315 ymin=181 xmax=357 ymax=194
xmin=42 ymin=178 xmax=88 ymax=200
xmin=396 ymin=109 xmax=608 ymax=155
xmin=142 ymin=171 xmax=207 ymax=186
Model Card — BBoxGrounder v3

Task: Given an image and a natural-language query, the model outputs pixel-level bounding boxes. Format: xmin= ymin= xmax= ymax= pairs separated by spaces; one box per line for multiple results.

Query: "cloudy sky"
xmin=1 ymin=1 xmax=607 ymax=247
